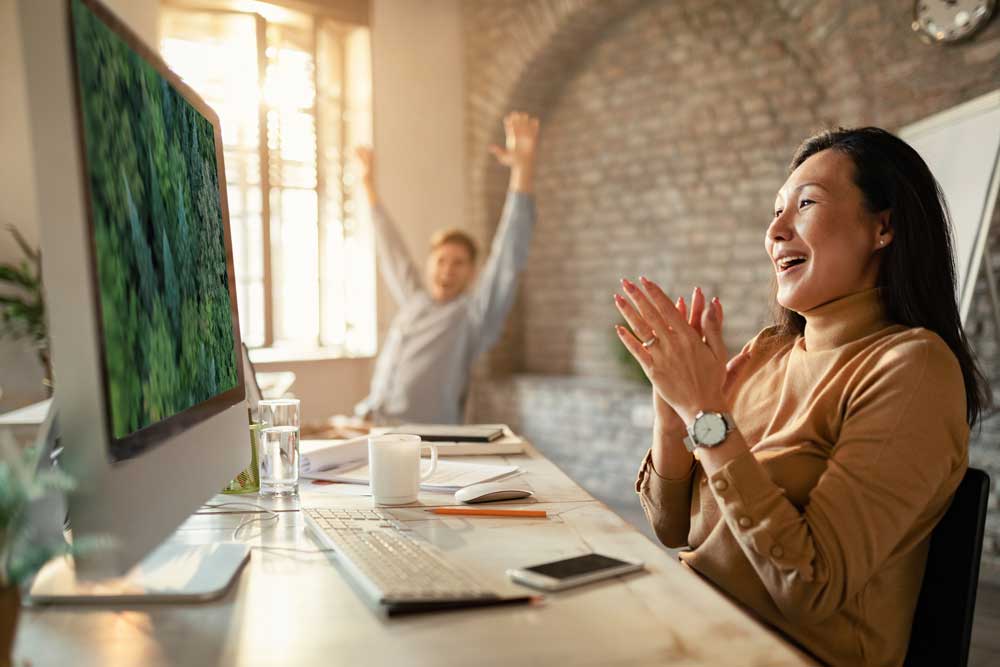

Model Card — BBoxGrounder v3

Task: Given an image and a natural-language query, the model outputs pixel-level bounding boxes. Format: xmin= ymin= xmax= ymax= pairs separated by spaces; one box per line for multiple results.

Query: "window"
xmin=160 ymin=1 xmax=375 ymax=358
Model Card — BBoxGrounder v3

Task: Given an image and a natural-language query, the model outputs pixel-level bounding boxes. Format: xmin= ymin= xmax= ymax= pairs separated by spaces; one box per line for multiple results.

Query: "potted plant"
xmin=0 ymin=432 xmax=99 ymax=667
xmin=0 ymin=225 xmax=51 ymax=396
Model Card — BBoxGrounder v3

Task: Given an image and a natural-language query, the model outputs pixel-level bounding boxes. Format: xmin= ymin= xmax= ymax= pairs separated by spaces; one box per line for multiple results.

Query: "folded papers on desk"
xmin=299 ymin=425 xmax=526 ymax=475
xmin=301 ymin=459 xmax=521 ymax=492
xmin=300 ymin=436 xmax=368 ymax=473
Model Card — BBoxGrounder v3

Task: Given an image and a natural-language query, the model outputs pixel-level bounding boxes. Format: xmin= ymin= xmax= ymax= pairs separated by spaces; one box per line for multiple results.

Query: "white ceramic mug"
xmin=368 ymin=434 xmax=438 ymax=505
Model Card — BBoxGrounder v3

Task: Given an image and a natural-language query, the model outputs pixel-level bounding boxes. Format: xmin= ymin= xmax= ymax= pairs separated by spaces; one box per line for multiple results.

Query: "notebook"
xmin=388 ymin=424 xmax=505 ymax=442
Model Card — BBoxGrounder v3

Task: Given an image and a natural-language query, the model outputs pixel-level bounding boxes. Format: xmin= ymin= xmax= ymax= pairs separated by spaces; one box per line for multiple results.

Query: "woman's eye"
xmin=773 ymin=208 xmax=783 ymax=218
xmin=799 ymin=198 xmax=814 ymax=209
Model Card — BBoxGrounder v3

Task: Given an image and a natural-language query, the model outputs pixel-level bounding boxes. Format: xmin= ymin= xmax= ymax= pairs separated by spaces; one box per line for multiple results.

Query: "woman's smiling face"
xmin=766 ymin=149 xmax=892 ymax=313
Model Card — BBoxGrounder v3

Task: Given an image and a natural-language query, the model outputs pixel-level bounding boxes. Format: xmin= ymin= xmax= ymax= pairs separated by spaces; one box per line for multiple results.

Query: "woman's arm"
xmin=624 ymin=288 xmax=749 ymax=547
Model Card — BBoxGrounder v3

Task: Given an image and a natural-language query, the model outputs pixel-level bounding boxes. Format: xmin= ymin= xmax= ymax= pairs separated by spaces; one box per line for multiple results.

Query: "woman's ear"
xmin=875 ymin=209 xmax=893 ymax=249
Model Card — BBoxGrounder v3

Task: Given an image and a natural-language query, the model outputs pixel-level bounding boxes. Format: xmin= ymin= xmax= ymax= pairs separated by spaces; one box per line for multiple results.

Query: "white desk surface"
xmin=14 ymin=443 xmax=817 ymax=667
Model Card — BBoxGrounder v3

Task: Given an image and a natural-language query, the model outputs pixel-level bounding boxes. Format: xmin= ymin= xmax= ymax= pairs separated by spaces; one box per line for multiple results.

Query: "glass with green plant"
xmin=0 ymin=225 xmax=51 ymax=395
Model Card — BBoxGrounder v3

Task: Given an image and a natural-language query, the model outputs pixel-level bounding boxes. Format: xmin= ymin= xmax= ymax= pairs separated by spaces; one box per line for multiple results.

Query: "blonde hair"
xmin=429 ymin=228 xmax=478 ymax=263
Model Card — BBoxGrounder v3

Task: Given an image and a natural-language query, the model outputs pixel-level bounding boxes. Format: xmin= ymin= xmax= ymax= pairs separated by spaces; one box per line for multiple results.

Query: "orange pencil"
xmin=428 ymin=507 xmax=547 ymax=518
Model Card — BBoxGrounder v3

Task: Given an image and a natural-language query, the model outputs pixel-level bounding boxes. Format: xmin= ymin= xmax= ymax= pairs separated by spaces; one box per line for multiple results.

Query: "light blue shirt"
xmin=355 ymin=192 xmax=536 ymax=424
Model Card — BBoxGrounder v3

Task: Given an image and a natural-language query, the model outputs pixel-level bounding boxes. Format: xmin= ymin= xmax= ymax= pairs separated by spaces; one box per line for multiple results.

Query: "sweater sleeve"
xmin=636 ymin=449 xmax=696 ymax=548
xmin=469 ymin=192 xmax=536 ymax=356
xmin=371 ymin=204 xmax=423 ymax=305
xmin=706 ymin=335 xmax=968 ymax=624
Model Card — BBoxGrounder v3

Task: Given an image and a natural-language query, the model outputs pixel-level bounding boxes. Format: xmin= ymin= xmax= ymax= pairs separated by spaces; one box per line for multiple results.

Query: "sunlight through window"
xmin=161 ymin=3 xmax=374 ymax=357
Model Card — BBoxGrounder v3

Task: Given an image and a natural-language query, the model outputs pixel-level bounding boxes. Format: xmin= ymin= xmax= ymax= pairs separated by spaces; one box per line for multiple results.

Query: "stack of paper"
xmin=301 ymin=459 xmax=520 ymax=492
xmin=299 ymin=436 xmax=368 ymax=473
xmin=298 ymin=425 xmax=526 ymax=476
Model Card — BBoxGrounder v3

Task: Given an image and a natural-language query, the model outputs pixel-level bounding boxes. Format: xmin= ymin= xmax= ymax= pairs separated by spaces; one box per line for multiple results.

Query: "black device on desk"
xmin=388 ymin=424 xmax=505 ymax=442
xmin=507 ymin=553 xmax=645 ymax=592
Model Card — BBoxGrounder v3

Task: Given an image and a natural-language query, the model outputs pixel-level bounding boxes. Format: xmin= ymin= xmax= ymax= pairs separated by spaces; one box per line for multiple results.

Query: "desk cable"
xmin=198 ymin=501 xmax=335 ymax=555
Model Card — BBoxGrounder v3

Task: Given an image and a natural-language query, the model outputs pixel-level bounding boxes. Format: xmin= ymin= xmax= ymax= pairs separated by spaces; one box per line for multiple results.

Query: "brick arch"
xmin=462 ymin=0 xmax=651 ymax=375
xmin=465 ymin=0 xmax=650 ymax=231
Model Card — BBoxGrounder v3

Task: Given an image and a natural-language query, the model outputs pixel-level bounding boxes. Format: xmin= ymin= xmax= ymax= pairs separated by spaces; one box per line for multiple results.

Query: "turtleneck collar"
xmin=800 ymin=288 xmax=888 ymax=351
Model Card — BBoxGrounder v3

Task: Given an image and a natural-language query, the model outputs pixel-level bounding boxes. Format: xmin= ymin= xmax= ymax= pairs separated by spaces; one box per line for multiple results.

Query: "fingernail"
xmin=639 ymin=276 xmax=651 ymax=285
xmin=677 ymin=296 xmax=685 ymax=307
xmin=615 ymin=325 xmax=625 ymax=335
xmin=614 ymin=294 xmax=624 ymax=304
xmin=621 ymin=278 xmax=636 ymax=291
xmin=695 ymin=286 xmax=702 ymax=295
xmin=712 ymin=297 xmax=720 ymax=305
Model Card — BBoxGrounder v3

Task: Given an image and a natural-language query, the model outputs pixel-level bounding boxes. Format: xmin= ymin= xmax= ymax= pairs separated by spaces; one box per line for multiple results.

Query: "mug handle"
xmin=419 ymin=443 xmax=438 ymax=481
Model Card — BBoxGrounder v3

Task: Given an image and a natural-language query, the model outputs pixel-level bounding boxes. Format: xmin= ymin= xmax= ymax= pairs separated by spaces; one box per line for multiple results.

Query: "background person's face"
xmin=426 ymin=242 xmax=475 ymax=302
xmin=766 ymin=149 xmax=888 ymax=314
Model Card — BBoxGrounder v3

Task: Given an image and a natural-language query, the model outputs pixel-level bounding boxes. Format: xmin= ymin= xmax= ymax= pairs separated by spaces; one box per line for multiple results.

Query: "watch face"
xmin=913 ymin=0 xmax=996 ymax=43
xmin=694 ymin=413 xmax=727 ymax=446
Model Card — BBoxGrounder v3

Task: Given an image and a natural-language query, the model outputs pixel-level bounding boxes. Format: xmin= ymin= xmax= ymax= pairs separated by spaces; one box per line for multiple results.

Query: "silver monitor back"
xmin=18 ymin=0 xmax=248 ymax=579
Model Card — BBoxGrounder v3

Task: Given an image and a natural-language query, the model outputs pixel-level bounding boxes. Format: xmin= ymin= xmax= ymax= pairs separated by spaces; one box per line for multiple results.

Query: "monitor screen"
xmin=70 ymin=0 xmax=243 ymax=461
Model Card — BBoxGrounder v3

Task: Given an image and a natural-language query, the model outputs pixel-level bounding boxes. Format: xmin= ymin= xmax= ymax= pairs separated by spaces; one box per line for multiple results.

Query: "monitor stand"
xmin=27 ymin=541 xmax=250 ymax=604
xmin=23 ymin=403 xmax=251 ymax=604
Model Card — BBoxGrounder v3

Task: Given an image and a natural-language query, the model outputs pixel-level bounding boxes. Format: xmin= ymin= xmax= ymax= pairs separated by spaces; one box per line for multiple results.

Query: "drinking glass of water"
xmin=258 ymin=398 xmax=300 ymax=496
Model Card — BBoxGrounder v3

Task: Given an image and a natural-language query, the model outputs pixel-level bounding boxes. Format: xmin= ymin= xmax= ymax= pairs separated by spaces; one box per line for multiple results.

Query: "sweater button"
xmin=738 ymin=516 xmax=752 ymax=528
xmin=771 ymin=545 xmax=784 ymax=558
xmin=712 ymin=479 xmax=728 ymax=491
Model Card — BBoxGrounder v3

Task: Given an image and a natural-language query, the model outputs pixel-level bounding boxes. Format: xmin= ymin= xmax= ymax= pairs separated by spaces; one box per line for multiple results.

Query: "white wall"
xmin=0 ymin=0 xmax=466 ymax=421
xmin=0 ymin=0 xmax=42 ymax=410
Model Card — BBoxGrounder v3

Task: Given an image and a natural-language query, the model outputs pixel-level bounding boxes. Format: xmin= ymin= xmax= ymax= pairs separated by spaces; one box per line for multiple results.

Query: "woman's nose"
xmin=767 ymin=210 xmax=793 ymax=243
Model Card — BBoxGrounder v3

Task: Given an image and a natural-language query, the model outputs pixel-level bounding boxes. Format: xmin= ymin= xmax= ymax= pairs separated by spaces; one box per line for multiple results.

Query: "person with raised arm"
xmin=354 ymin=112 xmax=540 ymax=424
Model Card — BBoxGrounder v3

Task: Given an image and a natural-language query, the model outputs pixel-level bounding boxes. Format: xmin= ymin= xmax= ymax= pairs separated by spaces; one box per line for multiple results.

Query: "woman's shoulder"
xmin=876 ymin=325 xmax=957 ymax=362
xmin=867 ymin=325 xmax=964 ymax=387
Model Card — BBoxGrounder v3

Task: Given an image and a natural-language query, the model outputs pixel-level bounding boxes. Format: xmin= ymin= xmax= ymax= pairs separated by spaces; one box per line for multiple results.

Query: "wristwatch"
xmin=683 ymin=411 xmax=735 ymax=452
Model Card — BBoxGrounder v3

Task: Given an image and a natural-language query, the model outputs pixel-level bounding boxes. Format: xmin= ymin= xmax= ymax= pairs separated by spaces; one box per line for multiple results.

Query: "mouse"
xmin=454 ymin=481 xmax=533 ymax=504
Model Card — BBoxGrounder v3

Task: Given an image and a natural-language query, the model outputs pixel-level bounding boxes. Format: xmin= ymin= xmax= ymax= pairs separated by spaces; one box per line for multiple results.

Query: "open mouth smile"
xmin=776 ymin=255 xmax=807 ymax=274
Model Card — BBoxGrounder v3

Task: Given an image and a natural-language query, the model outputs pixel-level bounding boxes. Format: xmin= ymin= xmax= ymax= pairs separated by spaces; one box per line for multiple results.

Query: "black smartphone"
xmin=506 ymin=553 xmax=644 ymax=591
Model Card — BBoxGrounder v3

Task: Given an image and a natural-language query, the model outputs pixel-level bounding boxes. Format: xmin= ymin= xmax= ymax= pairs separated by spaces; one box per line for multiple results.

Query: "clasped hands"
xmin=614 ymin=277 xmax=749 ymax=428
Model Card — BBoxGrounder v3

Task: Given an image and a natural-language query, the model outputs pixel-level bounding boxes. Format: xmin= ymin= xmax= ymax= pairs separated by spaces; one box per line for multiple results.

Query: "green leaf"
xmin=0 ymin=264 xmax=37 ymax=290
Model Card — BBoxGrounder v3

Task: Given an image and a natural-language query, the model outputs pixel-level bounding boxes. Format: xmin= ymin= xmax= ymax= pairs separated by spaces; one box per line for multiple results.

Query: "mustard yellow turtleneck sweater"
xmin=636 ymin=288 xmax=969 ymax=667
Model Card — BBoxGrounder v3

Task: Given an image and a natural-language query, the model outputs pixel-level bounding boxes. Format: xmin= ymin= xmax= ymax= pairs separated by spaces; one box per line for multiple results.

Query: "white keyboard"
xmin=303 ymin=507 xmax=505 ymax=615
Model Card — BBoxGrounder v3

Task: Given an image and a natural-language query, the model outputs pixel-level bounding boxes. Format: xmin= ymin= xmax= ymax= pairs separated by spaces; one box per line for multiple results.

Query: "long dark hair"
xmin=773 ymin=127 xmax=989 ymax=426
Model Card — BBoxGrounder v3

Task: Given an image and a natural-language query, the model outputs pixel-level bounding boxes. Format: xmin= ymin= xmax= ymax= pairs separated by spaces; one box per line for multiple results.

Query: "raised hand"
xmin=489 ymin=112 xmax=539 ymax=193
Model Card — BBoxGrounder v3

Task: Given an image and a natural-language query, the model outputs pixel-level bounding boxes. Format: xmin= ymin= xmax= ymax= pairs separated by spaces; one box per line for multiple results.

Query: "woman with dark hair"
xmin=614 ymin=127 xmax=987 ymax=667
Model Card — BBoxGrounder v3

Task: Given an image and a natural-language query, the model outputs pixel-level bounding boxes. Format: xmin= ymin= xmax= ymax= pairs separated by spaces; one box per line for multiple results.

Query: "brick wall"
xmin=462 ymin=0 xmax=1000 ymax=580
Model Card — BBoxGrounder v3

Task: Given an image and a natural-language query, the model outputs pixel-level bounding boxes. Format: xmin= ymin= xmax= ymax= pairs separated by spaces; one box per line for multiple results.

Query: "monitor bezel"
xmin=67 ymin=0 xmax=246 ymax=462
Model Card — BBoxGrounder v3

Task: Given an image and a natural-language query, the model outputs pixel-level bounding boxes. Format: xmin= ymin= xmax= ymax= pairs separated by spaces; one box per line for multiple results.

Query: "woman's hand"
xmin=649 ymin=288 xmax=707 ymax=434
xmin=488 ymin=112 xmax=539 ymax=192
xmin=614 ymin=277 xmax=748 ymax=426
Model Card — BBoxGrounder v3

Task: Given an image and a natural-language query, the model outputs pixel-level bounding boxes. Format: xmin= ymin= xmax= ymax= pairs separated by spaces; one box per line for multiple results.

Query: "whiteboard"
xmin=899 ymin=90 xmax=1000 ymax=324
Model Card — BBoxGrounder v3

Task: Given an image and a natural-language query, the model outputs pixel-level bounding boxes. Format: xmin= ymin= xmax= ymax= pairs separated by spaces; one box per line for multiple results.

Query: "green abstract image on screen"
xmin=72 ymin=0 xmax=239 ymax=445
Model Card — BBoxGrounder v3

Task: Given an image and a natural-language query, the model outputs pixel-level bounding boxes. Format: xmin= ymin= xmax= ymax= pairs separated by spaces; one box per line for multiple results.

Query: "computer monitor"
xmin=18 ymin=0 xmax=250 ymax=588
